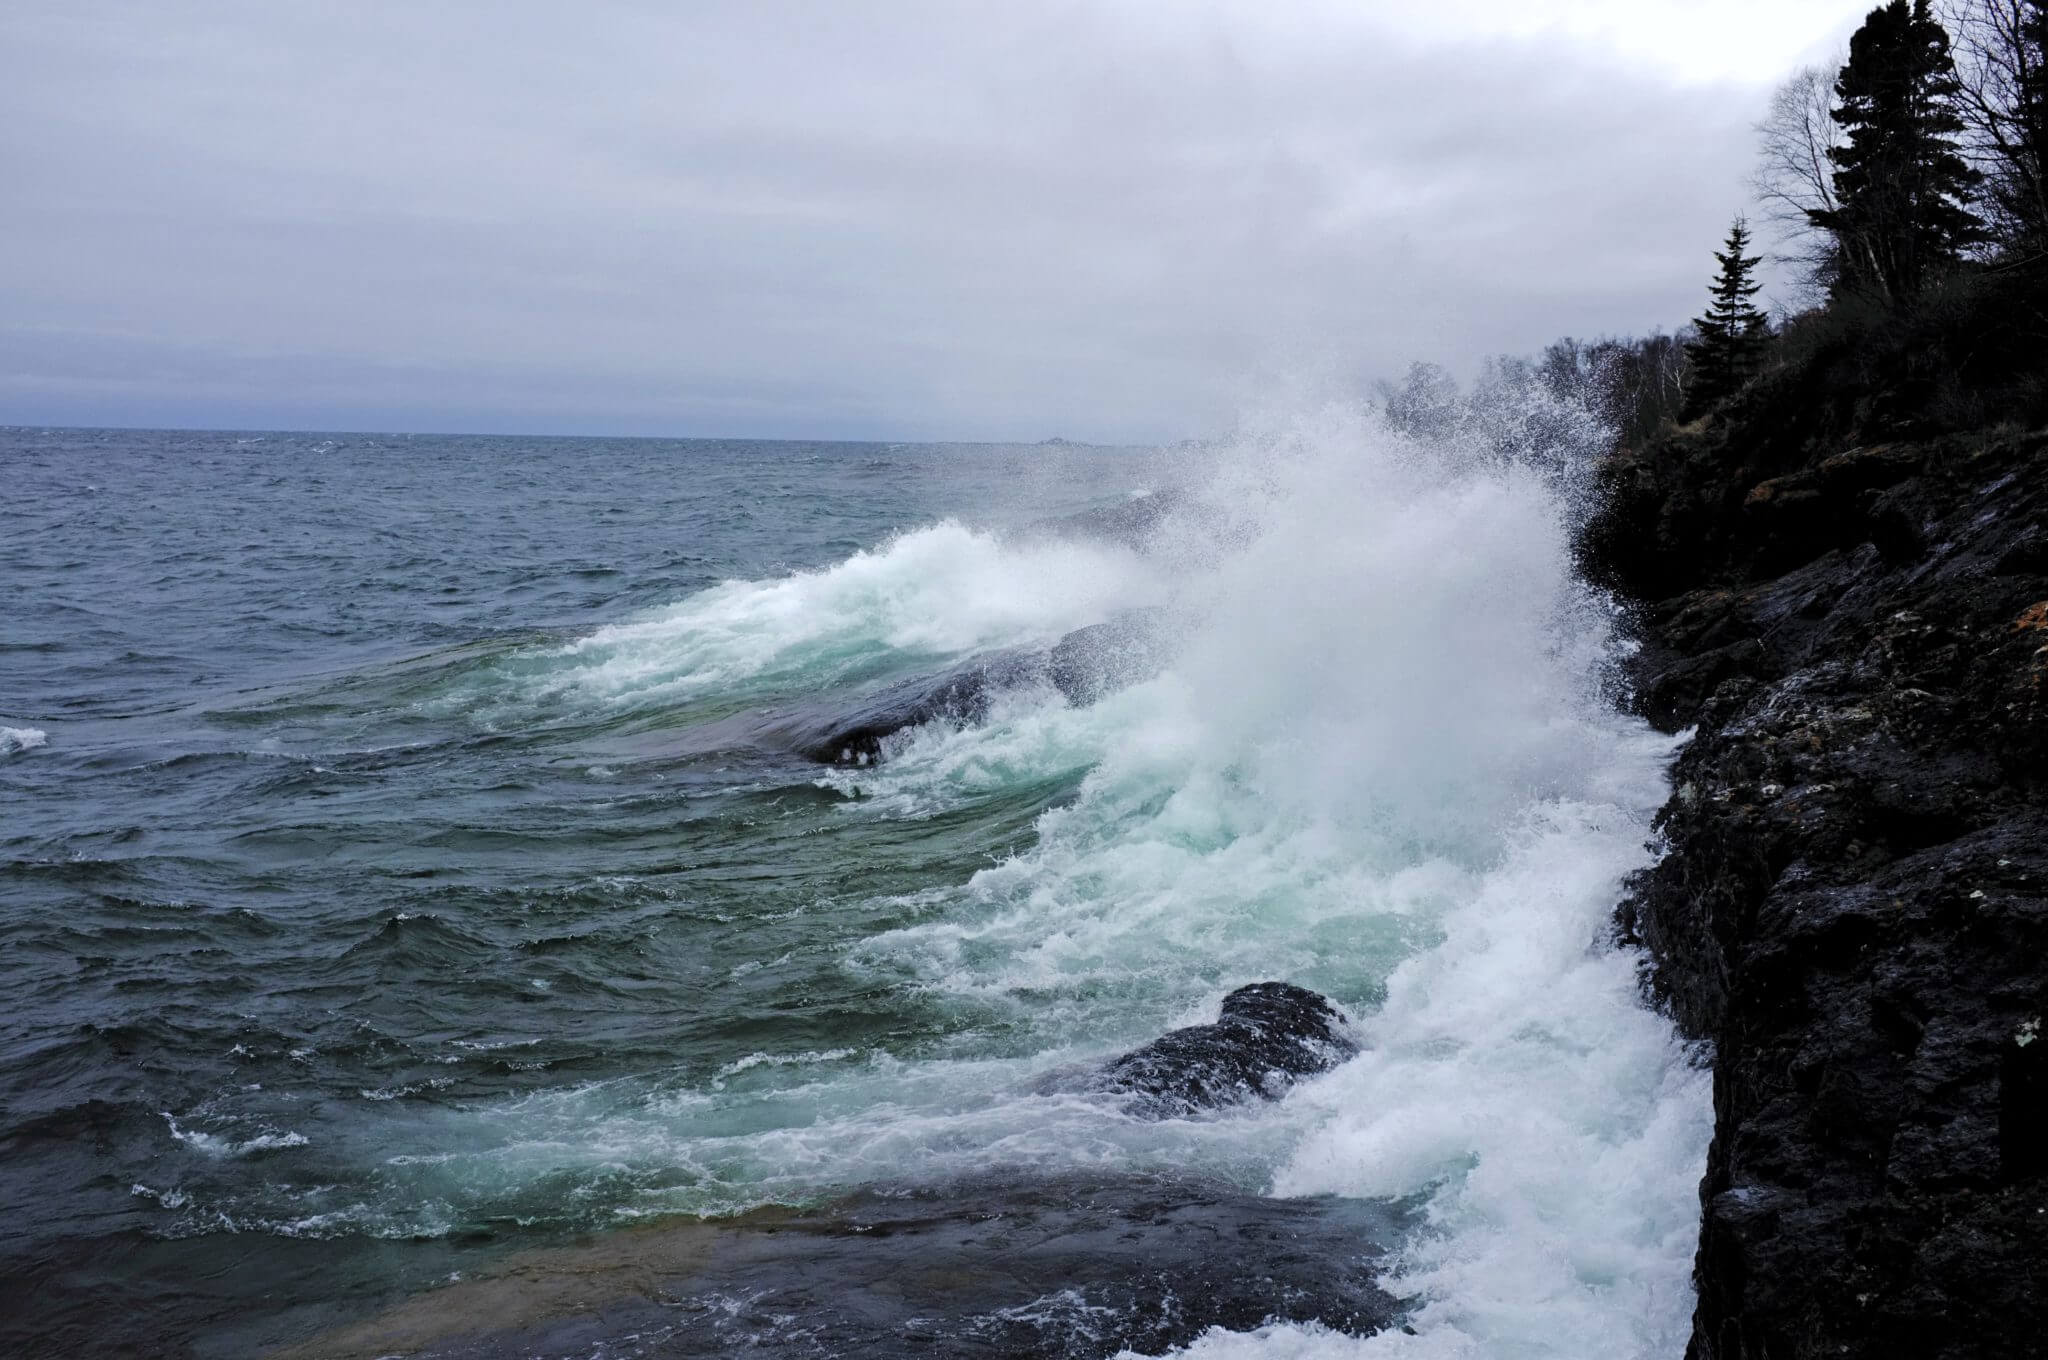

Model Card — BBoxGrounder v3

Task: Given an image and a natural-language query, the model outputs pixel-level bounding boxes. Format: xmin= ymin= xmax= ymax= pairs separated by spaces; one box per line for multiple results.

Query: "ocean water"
xmin=0 ymin=419 xmax=1710 ymax=1357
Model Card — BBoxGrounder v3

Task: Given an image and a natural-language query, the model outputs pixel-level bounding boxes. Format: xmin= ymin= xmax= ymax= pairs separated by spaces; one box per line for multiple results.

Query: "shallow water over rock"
xmin=275 ymin=1172 xmax=1409 ymax=1359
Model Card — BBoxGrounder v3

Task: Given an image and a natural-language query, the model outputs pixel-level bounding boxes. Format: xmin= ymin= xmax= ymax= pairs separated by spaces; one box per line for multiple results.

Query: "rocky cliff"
xmin=1581 ymin=326 xmax=2048 ymax=1358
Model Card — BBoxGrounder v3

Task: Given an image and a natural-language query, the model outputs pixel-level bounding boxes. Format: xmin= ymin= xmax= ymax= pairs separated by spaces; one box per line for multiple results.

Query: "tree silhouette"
xmin=1685 ymin=218 xmax=1771 ymax=414
xmin=1754 ymin=62 xmax=1849 ymax=295
xmin=1943 ymin=0 xmax=2048 ymax=252
xmin=1378 ymin=361 xmax=1462 ymax=441
xmin=1810 ymin=0 xmax=1984 ymax=299
xmin=2029 ymin=0 xmax=2048 ymax=240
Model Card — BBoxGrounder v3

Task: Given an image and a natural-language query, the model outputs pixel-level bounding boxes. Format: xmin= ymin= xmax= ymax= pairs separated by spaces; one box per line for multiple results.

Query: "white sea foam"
xmin=712 ymin=1048 xmax=860 ymax=1086
xmin=508 ymin=520 xmax=1167 ymax=708
xmin=839 ymin=406 xmax=1708 ymax=1357
xmin=130 ymin=1183 xmax=192 ymax=1210
xmin=390 ymin=404 xmax=1705 ymax=1354
xmin=0 ymin=726 xmax=48 ymax=755
xmin=163 ymin=1112 xmax=310 ymax=1157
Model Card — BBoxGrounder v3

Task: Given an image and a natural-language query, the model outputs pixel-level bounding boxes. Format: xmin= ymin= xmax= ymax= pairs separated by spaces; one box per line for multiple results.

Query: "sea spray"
xmin=459 ymin=403 xmax=1708 ymax=1357
xmin=841 ymin=403 xmax=1711 ymax=1358
xmin=222 ymin=406 xmax=1711 ymax=1349
xmin=520 ymin=520 xmax=1168 ymax=709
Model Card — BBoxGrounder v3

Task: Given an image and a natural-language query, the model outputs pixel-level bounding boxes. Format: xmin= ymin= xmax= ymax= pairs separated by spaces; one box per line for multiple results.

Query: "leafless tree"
xmin=1751 ymin=62 xmax=1848 ymax=295
xmin=1940 ymin=0 xmax=2047 ymax=253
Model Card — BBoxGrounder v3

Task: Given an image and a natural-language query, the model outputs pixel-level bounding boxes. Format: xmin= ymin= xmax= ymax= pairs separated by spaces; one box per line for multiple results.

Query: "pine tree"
xmin=1809 ymin=0 xmax=1984 ymax=299
xmin=1685 ymin=218 xmax=1771 ymax=414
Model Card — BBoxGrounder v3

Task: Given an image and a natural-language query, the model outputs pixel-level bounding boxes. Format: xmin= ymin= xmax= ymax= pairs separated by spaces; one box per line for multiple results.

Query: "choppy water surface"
xmin=0 ymin=422 xmax=1709 ymax=1358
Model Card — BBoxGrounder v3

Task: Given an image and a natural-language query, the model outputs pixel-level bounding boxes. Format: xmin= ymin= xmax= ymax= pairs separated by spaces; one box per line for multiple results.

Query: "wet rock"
xmin=763 ymin=609 xmax=1175 ymax=765
xmin=1055 ymin=982 xmax=1359 ymax=1117
xmin=269 ymin=1171 xmax=1406 ymax=1360
xmin=761 ymin=646 xmax=1042 ymax=765
xmin=1589 ymin=416 xmax=2048 ymax=1358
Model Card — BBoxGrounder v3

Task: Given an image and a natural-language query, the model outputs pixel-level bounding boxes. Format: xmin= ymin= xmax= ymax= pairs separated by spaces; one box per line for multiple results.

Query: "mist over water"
xmin=823 ymin=410 xmax=1710 ymax=1358
xmin=0 ymin=415 xmax=1706 ymax=1357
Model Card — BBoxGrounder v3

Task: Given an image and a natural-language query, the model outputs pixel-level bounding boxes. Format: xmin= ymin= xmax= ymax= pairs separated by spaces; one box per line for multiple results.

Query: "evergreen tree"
xmin=1809 ymin=0 xmax=1983 ymax=298
xmin=1685 ymin=218 xmax=1770 ymax=413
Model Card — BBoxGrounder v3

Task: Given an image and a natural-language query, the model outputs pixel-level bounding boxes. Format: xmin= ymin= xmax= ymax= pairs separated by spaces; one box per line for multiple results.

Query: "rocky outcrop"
xmin=1585 ymin=411 xmax=2048 ymax=1358
xmin=1043 ymin=982 xmax=1359 ymax=1117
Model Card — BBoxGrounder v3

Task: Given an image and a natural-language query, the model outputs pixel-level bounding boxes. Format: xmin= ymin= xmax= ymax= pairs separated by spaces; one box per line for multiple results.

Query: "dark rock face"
xmin=1586 ymin=425 xmax=2048 ymax=1359
xmin=1070 ymin=982 xmax=1359 ymax=1117
xmin=763 ymin=608 xmax=1176 ymax=764
xmin=271 ymin=1172 xmax=1405 ymax=1359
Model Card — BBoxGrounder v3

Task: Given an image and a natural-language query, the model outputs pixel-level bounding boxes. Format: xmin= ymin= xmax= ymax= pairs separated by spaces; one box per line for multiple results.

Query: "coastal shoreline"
xmin=1588 ymin=401 xmax=2048 ymax=1357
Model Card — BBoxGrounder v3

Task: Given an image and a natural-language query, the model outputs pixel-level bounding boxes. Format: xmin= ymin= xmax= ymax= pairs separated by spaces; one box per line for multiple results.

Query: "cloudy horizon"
xmin=3 ymin=1 xmax=1864 ymax=443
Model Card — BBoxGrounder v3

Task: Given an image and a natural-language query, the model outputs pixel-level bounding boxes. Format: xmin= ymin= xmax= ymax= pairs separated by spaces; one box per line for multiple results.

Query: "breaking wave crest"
xmin=493 ymin=520 xmax=1171 ymax=712
xmin=824 ymin=408 xmax=1711 ymax=1357
xmin=425 ymin=404 xmax=1710 ymax=1357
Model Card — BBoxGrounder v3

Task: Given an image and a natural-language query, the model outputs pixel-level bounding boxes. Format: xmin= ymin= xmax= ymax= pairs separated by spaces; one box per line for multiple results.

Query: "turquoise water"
xmin=0 ymin=419 xmax=1708 ymax=1357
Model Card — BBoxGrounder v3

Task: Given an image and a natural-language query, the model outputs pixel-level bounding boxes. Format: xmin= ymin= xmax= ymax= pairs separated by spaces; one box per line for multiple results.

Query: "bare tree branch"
xmin=1942 ymin=0 xmax=2048 ymax=248
xmin=1750 ymin=62 xmax=1846 ymax=296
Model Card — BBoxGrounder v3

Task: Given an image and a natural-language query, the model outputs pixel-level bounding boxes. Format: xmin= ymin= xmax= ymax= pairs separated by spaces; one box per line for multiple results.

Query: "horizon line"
xmin=0 ymin=419 xmax=1169 ymax=449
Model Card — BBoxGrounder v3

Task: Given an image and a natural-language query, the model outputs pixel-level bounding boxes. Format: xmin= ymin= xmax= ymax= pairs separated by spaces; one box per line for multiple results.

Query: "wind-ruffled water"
xmin=0 ymin=420 xmax=1708 ymax=1357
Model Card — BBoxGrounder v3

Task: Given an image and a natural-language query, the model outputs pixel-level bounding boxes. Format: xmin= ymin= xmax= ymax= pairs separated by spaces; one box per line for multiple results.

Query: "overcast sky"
xmin=2 ymin=1 xmax=1863 ymax=442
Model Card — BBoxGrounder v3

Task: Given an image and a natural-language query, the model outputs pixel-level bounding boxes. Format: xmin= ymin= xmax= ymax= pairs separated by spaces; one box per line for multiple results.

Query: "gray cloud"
xmin=0 ymin=1 xmax=1784 ymax=440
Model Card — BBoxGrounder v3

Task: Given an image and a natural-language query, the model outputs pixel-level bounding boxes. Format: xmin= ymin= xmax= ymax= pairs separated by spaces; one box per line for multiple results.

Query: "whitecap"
xmin=0 ymin=726 xmax=48 ymax=756
xmin=163 ymin=1113 xmax=310 ymax=1158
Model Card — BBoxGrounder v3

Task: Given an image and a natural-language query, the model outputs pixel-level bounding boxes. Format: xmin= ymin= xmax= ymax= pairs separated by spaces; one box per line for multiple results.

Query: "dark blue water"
xmin=0 ymin=427 xmax=1176 ymax=1356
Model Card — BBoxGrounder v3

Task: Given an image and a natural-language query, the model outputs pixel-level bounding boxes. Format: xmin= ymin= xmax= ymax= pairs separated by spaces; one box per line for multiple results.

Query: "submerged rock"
xmin=1057 ymin=982 xmax=1359 ymax=1117
xmin=269 ymin=1171 xmax=1406 ymax=1359
xmin=759 ymin=645 xmax=1043 ymax=765
xmin=762 ymin=608 xmax=1176 ymax=765
xmin=1043 ymin=613 xmax=1174 ymax=707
